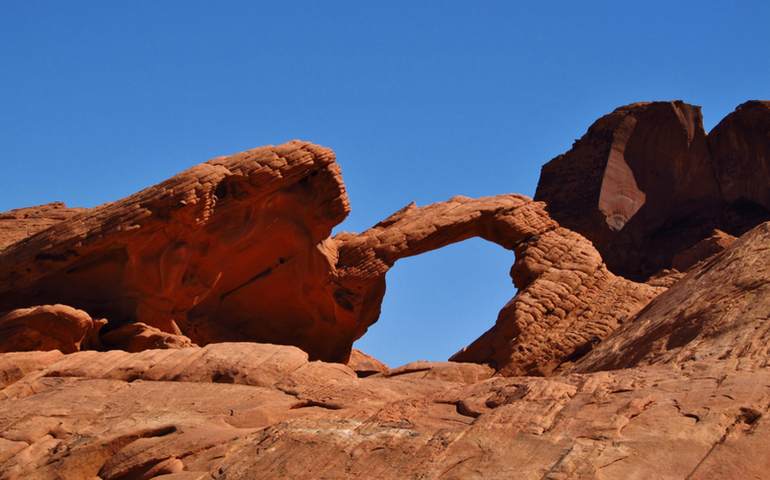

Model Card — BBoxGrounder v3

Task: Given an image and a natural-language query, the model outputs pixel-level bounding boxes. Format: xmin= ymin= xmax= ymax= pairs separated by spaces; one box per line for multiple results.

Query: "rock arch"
xmin=0 ymin=141 xmax=661 ymax=375
xmin=332 ymin=195 xmax=661 ymax=375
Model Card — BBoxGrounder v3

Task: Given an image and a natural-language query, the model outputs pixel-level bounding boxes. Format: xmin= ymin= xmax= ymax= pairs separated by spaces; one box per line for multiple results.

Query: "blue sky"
xmin=2 ymin=2 xmax=769 ymax=366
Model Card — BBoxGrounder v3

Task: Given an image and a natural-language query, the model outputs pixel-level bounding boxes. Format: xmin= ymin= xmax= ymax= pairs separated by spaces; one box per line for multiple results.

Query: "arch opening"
xmin=352 ymin=238 xmax=515 ymax=367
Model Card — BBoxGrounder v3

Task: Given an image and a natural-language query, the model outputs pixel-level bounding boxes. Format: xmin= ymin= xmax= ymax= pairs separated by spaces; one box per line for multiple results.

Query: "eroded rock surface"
xmin=576 ymin=221 xmax=770 ymax=373
xmin=0 ymin=173 xmax=659 ymax=374
xmin=0 ymin=202 xmax=85 ymax=251
xmin=1 ymin=343 xmax=768 ymax=479
xmin=0 ymin=100 xmax=769 ymax=478
xmin=451 ymin=227 xmax=661 ymax=375
xmin=0 ymin=141 xmax=351 ymax=361
xmin=335 ymin=196 xmax=660 ymax=376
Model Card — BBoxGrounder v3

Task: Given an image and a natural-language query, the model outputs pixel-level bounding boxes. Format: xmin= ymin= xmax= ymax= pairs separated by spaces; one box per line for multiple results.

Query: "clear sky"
xmin=2 ymin=2 xmax=769 ymax=366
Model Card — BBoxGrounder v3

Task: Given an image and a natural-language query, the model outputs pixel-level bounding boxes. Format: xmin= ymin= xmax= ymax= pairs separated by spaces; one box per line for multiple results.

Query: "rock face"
xmin=709 ymin=100 xmax=770 ymax=221
xmin=1 ymin=343 xmax=769 ymax=479
xmin=535 ymin=100 xmax=770 ymax=280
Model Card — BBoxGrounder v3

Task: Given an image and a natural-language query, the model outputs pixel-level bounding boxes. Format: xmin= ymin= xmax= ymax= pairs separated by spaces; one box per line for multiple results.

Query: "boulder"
xmin=100 ymin=322 xmax=196 ymax=352
xmin=0 ymin=304 xmax=104 ymax=354
xmin=346 ymin=349 xmax=388 ymax=377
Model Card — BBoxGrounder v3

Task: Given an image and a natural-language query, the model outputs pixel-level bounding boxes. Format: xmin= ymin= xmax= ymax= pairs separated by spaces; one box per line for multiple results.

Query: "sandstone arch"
xmin=0 ymin=141 xmax=661 ymax=375
xmin=332 ymin=196 xmax=661 ymax=375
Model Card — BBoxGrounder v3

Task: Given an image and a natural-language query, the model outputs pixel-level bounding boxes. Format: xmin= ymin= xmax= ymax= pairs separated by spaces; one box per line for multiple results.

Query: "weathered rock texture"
xmin=0 ymin=141 xmax=352 ymax=361
xmin=576 ymin=220 xmax=770 ymax=373
xmin=0 ymin=162 xmax=659 ymax=374
xmin=535 ymin=100 xmax=770 ymax=280
xmin=451 ymin=227 xmax=661 ymax=375
xmin=334 ymin=196 xmax=660 ymax=376
xmin=0 ymin=202 xmax=85 ymax=251
xmin=1 ymin=343 xmax=768 ymax=479
xmin=1 ymin=100 xmax=770 ymax=478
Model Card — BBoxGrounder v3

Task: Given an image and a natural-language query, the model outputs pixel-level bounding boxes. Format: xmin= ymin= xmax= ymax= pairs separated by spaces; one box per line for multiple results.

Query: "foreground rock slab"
xmin=0 ymin=343 xmax=768 ymax=479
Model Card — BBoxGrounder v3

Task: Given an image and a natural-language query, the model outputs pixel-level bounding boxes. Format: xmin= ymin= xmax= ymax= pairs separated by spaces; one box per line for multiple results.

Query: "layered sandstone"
xmin=0 ymin=202 xmax=85 ymax=251
xmin=1 ymin=343 xmax=768 ymax=479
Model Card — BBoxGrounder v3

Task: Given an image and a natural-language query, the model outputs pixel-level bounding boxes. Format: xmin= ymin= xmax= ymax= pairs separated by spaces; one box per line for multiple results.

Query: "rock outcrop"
xmin=0 ymin=165 xmax=659 ymax=374
xmin=1 ymin=343 xmax=768 ymax=479
xmin=535 ymin=100 xmax=770 ymax=280
xmin=709 ymin=100 xmax=770 ymax=235
xmin=450 ymin=227 xmax=661 ymax=375
xmin=0 ymin=141 xmax=352 ymax=361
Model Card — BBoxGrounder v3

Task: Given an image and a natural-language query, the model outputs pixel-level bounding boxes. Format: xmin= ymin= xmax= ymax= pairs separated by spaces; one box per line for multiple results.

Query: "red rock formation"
xmin=671 ymin=229 xmax=735 ymax=272
xmin=334 ymin=196 xmax=660 ymax=375
xmin=0 ymin=174 xmax=659 ymax=375
xmin=534 ymin=101 xmax=748 ymax=279
xmin=100 ymin=322 xmax=196 ymax=352
xmin=450 ymin=226 xmax=661 ymax=375
xmin=0 ymin=141 xmax=351 ymax=361
xmin=332 ymin=195 xmax=558 ymax=346
xmin=0 ymin=202 xmax=85 ymax=251
xmin=0 ymin=101 xmax=769 ymax=478
xmin=346 ymin=349 xmax=388 ymax=377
